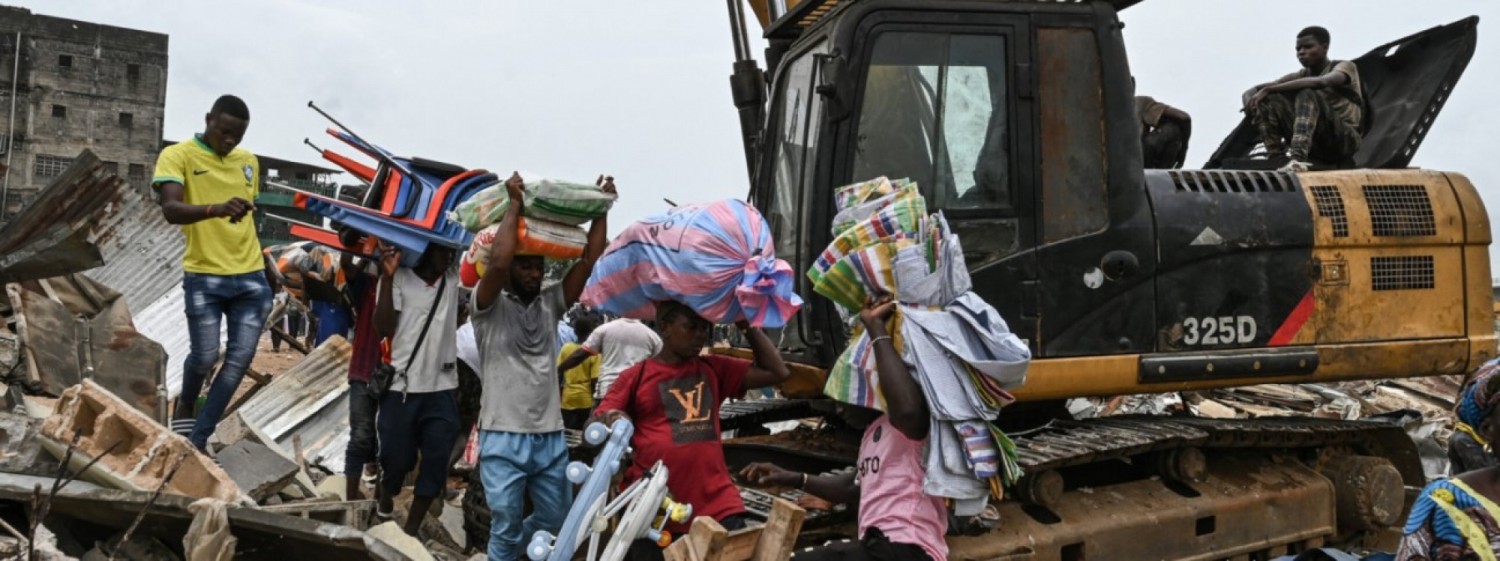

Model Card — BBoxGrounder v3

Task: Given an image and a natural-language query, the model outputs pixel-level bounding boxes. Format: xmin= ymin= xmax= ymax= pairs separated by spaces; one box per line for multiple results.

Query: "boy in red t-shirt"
xmin=593 ymin=300 xmax=790 ymax=560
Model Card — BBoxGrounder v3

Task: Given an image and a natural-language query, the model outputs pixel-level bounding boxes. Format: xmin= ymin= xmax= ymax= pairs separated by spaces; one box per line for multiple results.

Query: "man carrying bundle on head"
xmin=470 ymin=172 xmax=613 ymax=560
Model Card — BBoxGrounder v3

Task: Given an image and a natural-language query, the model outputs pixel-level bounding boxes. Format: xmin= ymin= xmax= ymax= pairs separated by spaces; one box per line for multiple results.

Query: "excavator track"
xmin=1011 ymin=415 xmax=1424 ymax=478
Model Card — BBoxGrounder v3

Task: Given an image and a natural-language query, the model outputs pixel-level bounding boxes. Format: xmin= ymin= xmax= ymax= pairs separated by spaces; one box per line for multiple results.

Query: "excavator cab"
xmin=749 ymin=0 xmax=1158 ymax=367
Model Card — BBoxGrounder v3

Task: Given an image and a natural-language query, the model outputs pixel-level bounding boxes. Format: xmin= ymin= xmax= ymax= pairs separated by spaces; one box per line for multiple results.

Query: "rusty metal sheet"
xmin=1037 ymin=27 xmax=1108 ymax=244
xmin=84 ymin=182 xmax=185 ymax=315
xmin=6 ymin=275 xmax=166 ymax=420
xmin=0 ymin=150 xmax=129 ymax=284
xmin=234 ymin=336 xmax=353 ymax=474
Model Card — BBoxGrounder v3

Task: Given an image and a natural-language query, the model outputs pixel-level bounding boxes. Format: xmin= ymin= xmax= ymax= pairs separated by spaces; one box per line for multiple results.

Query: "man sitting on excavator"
xmin=1242 ymin=26 xmax=1364 ymax=172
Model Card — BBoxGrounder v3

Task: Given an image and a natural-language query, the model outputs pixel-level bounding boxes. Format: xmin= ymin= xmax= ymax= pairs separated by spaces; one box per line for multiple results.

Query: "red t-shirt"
xmin=595 ymin=355 xmax=750 ymax=532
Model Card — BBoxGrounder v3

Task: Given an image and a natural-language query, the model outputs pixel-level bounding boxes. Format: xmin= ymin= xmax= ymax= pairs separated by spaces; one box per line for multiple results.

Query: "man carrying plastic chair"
xmin=471 ymin=172 xmax=613 ymax=560
xmin=592 ymin=300 xmax=791 ymax=561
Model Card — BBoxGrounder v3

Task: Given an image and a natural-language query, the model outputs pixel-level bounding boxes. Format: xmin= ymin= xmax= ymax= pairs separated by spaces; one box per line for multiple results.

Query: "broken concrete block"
xmin=38 ymin=380 xmax=243 ymax=503
xmin=366 ymin=521 xmax=436 ymax=561
xmin=217 ymin=440 xmax=299 ymax=502
xmin=0 ymin=410 xmax=47 ymax=474
xmin=213 ymin=409 xmax=318 ymax=497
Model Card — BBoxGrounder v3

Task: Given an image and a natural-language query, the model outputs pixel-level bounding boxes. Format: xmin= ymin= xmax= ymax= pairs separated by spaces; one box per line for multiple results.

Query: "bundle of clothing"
xmin=581 ymin=198 xmax=801 ymax=328
xmin=816 ymin=177 xmax=1031 ymax=516
xmin=1398 ymin=357 xmax=1500 ymax=560
xmin=263 ymin=242 xmax=344 ymax=303
xmin=451 ymin=174 xmax=617 ymax=275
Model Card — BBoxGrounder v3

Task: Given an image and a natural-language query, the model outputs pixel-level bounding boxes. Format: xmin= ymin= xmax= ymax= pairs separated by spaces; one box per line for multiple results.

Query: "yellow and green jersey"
xmin=153 ymin=135 xmax=264 ymax=275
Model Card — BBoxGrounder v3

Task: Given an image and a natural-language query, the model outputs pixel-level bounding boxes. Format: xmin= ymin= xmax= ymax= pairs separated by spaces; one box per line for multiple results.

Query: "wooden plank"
xmin=664 ymin=516 xmax=728 ymax=561
xmin=718 ymin=530 xmax=761 ymax=560
xmin=751 ymin=499 xmax=805 ymax=561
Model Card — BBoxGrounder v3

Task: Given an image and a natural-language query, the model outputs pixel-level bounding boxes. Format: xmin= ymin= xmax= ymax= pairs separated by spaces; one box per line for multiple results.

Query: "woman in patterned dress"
xmin=1397 ymin=358 xmax=1500 ymax=560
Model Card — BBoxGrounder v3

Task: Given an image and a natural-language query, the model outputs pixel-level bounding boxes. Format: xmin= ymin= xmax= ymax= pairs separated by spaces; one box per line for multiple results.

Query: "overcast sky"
xmin=15 ymin=0 xmax=1500 ymax=266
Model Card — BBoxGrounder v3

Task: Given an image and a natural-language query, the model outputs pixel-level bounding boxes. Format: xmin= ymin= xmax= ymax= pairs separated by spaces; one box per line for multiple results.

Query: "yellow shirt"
xmin=559 ymin=342 xmax=601 ymax=411
xmin=153 ymin=136 xmax=264 ymax=275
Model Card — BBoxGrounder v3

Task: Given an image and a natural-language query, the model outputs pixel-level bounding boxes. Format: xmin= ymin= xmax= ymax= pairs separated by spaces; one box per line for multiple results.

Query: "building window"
xmin=128 ymin=163 xmax=145 ymax=182
xmin=119 ymin=112 xmax=133 ymax=128
xmin=34 ymin=154 xmax=72 ymax=178
xmin=51 ymin=105 xmax=66 ymax=118
xmin=102 ymin=161 xmax=119 ymax=175
xmin=57 ymin=54 xmax=72 ymax=68
xmin=126 ymin=63 xmax=140 ymax=80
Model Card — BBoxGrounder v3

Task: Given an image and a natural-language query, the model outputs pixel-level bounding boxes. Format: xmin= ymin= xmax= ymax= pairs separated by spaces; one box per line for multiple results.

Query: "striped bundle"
xmin=815 ymin=177 xmax=1031 ymax=510
xmin=581 ymin=199 xmax=801 ymax=328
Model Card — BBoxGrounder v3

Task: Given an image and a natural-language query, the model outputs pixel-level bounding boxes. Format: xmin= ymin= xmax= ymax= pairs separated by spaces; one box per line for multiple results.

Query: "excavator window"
xmin=852 ymin=31 xmax=1011 ymax=213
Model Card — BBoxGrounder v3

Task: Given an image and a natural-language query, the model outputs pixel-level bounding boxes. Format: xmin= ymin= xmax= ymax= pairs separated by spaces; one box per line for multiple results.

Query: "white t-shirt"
xmin=584 ymin=318 xmax=663 ymax=399
xmin=456 ymin=321 xmax=480 ymax=371
xmin=388 ymin=268 xmax=460 ymax=393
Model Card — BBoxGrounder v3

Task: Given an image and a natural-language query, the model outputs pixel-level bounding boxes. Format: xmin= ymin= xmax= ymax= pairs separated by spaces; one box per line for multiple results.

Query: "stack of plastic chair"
xmin=281 ymin=104 xmax=504 ymax=267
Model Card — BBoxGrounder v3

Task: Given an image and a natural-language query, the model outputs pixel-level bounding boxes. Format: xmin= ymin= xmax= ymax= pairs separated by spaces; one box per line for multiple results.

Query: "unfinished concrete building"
xmin=0 ymin=5 xmax=168 ymax=225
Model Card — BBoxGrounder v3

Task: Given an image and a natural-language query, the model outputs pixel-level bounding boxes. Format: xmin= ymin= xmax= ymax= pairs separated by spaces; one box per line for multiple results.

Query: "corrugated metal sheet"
xmin=0 ymin=148 xmax=184 ymax=313
xmin=236 ymin=336 xmax=352 ymax=474
xmin=132 ymin=284 xmax=218 ymax=402
xmin=0 ymin=151 xmax=130 ymax=284
xmin=84 ymin=182 xmax=185 ymax=314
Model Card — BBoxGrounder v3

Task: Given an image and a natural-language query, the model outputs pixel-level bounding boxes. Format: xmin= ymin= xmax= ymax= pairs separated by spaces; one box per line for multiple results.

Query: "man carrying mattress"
xmin=471 ymin=172 xmax=613 ymax=560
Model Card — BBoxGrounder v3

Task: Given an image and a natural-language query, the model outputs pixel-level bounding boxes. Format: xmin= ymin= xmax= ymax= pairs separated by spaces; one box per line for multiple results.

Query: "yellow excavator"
xmin=711 ymin=0 xmax=1489 ymax=558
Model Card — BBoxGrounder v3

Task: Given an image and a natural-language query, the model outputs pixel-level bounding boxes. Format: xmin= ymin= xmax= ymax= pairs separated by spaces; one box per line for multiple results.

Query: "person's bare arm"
xmin=862 ymin=295 xmax=930 ymax=440
xmin=741 ymin=322 xmax=792 ymax=389
xmin=1245 ymin=72 xmax=1347 ymax=110
xmin=374 ymin=244 xmax=401 ymax=339
xmin=740 ymin=463 xmax=860 ymax=505
xmin=155 ymin=182 xmax=252 ymax=225
xmin=562 ymin=175 xmax=616 ymax=307
xmin=474 ymin=173 xmax=526 ymax=312
xmin=557 ymin=347 xmax=595 ymax=385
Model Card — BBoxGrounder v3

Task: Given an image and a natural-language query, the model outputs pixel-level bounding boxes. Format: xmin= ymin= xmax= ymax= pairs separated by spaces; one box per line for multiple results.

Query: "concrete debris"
xmin=316 ymin=474 xmax=349 ymax=501
xmin=32 ymin=524 xmax=79 ymax=561
xmin=6 ymin=274 xmax=168 ymax=420
xmin=366 ymin=521 xmax=436 ymax=561
xmin=0 ymin=410 xmax=48 ymax=475
xmin=37 ymin=380 xmax=244 ymax=503
xmin=211 ymin=409 xmax=318 ymax=498
xmin=216 ymin=440 xmax=300 ymax=502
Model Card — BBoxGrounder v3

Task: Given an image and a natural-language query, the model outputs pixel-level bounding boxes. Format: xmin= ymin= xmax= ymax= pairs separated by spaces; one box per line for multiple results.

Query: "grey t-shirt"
xmin=472 ymin=282 xmax=567 ymax=433
xmin=389 ymin=268 xmax=459 ymax=394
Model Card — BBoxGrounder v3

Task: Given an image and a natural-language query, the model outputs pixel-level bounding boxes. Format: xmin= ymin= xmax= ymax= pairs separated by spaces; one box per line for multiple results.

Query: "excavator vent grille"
xmin=1309 ymin=186 xmax=1349 ymax=238
xmin=1363 ymin=185 xmax=1436 ymax=237
xmin=1170 ymin=170 xmax=1298 ymax=194
xmin=1371 ymin=255 xmax=1435 ymax=291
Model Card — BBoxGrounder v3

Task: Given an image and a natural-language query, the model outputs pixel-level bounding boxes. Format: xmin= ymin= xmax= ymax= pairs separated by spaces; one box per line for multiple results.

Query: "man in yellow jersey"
xmin=153 ymin=95 xmax=276 ymax=451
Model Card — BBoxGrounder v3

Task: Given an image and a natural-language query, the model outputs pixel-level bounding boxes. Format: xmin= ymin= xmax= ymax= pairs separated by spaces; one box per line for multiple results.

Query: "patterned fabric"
xmin=816 ymin=179 xmax=1030 ymax=501
xmin=1397 ymin=478 xmax=1500 ymax=561
xmin=1457 ymin=358 xmax=1500 ymax=435
xmin=1251 ymin=90 xmax=1361 ymax=163
xmin=582 ymin=199 xmax=801 ymax=328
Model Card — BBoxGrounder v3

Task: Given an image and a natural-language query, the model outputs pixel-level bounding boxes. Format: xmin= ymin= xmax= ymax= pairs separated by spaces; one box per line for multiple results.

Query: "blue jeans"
xmin=179 ymin=271 xmax=272 ymax=449
xmin=480 ymin=430 xmax=571 ymax=560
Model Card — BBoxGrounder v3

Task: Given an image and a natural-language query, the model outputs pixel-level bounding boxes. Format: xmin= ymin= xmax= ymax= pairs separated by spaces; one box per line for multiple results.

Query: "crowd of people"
xmin=148 ymin=25 xmax=1478 ymax=559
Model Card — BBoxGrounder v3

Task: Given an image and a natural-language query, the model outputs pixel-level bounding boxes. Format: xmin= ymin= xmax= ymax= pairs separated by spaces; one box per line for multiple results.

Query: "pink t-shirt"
xmin=858 ymin=416 xmax=948 ymax=561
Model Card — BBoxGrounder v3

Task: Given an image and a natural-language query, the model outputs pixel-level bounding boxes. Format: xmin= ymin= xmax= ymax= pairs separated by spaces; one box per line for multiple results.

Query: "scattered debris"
xmin=231 ymin=336 xmax=354 ymax=475
xmin=37 ymin=380 xmax=243 ymax=503
xmin=217 ymin=440 xmax=300 ymax=502
xmin=366 ymin=521 xmax=435 ymax=561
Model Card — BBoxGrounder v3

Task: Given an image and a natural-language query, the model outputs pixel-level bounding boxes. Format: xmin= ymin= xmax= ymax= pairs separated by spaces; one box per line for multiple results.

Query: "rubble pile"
xmin=1070 ymin=376 xmax=1466 ymax=477
xmin=0 ymin=155 xmax=448 ymax=560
